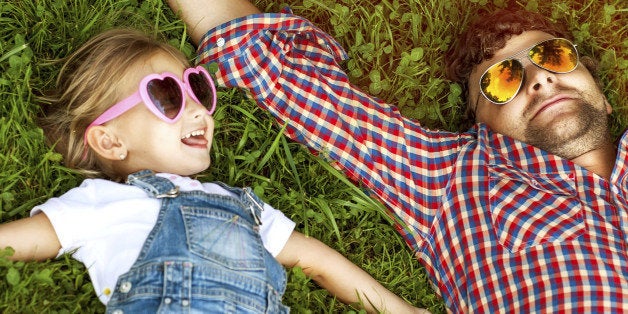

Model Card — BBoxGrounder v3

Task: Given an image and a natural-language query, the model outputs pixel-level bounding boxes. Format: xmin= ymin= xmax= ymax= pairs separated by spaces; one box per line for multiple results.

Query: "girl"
xmin=0 ymin=29 xmax=426 ymax=313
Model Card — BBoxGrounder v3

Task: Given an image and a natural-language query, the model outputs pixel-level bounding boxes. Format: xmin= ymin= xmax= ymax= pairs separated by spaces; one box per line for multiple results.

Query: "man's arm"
xmin=166 ymin=0 xmax=260 ymax=45
xmin=173 ymin=0 xmax=458 ymax=243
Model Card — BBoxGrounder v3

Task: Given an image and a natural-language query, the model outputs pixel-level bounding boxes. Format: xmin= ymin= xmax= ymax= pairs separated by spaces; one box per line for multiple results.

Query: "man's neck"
xmin=570 ymin=142 xmax=617 ymax=180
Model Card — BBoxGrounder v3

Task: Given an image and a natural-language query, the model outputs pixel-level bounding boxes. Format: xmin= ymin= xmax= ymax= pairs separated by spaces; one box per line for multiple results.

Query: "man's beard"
xmin=523 ymin=100 xmax=610 ymax=160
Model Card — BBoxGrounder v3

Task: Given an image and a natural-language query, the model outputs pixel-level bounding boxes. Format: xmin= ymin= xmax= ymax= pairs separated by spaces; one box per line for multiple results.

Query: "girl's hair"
xmin=444 ymin=8 xmax=600 ymax=128
xmin=39 ymin=28 xmax=191 ymax=180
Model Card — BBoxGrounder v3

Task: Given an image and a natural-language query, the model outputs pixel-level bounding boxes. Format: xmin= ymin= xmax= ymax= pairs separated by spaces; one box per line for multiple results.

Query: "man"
xmin=168 ymin=0 xmax=627 ymax=312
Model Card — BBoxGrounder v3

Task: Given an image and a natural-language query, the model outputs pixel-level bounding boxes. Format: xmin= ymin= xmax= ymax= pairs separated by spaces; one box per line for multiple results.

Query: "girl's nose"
xmin=185 ymin=95 xmax=209 ymax=119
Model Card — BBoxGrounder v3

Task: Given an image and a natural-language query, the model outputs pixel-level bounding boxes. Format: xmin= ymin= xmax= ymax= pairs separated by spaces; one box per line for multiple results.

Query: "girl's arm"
xmin=0 ymin=213 xmax=61 ymax=261
xmin=276 ymin=231 xmax=429 ymax=314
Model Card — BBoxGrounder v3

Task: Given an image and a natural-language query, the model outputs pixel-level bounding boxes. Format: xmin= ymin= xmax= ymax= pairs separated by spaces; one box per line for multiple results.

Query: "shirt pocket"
xmin=488 ymin=165 xmax=584 ymax=252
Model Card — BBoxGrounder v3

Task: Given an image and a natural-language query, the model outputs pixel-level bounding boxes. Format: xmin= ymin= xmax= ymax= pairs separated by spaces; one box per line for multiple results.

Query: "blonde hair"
xmin=39 ymin=28 xmax=191 ymax=180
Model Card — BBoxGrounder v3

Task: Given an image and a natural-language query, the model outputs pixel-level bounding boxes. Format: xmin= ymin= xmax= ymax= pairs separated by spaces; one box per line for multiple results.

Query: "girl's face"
xmin=109 ymin=52 xmax=215 ymax=176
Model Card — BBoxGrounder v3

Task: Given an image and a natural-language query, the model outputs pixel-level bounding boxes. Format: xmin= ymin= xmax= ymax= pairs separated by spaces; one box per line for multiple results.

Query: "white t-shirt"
xmin=31 ymin=173 xmax=296 ymax=304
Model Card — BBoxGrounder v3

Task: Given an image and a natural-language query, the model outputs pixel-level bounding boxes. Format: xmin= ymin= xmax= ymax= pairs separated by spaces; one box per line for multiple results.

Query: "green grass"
xmin=0 ymin=0 xmax=625 ymax=313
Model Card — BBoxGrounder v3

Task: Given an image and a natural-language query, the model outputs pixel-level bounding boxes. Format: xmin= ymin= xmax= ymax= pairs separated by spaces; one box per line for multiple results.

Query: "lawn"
xmin=0 ymin=0 xmax=625 ymax=313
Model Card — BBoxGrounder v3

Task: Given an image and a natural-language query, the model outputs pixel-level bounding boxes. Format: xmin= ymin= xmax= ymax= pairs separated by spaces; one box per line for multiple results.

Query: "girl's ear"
xmin=85 ymin=126 xmax=127 ymax=161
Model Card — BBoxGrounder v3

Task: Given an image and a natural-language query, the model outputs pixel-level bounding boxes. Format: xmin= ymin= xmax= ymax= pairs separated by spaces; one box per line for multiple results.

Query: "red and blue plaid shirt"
xmin=198 ymin=10 xmax=628 ymax=313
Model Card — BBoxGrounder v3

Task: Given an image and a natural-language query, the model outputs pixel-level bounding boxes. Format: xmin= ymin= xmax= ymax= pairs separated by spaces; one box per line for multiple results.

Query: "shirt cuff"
xmin=196 ymin=7 xmax=349 ymax=93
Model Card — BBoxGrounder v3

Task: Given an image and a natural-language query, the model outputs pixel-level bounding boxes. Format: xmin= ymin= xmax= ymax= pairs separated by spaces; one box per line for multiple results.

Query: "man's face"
xmin=468 ymin=30 xmax=612 ymax=159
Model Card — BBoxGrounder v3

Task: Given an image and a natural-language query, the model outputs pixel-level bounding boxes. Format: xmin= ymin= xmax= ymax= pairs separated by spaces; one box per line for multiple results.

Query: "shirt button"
xmin=182 ymin=300 xmax=190 ymax=307
xmin=119 ymin=282 xmax=132 ymax=293
xmin=216 ymin=37 xmax=225 ymax=47
xmin=164 ymin=297 xmax=172 ymax=305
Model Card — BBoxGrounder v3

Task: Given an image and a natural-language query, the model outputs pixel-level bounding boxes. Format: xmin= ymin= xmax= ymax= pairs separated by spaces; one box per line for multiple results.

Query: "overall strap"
xmin=213 ymin=181 xmax=264 ymax=226
xmin=126 ymin=170 xmax=180 ymax=199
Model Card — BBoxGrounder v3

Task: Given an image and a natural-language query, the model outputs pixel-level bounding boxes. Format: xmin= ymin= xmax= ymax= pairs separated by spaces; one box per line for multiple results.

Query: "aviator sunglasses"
xmin=479 ymin=38 xmax=579 ymax=104
xmin=84 ymin=66 xmax=217 ymax=146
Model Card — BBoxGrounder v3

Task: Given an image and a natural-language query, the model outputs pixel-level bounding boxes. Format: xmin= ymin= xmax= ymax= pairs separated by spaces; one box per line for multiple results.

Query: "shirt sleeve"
xmin=258 ymin=203 xmax=296 ymax=257
xmin=30 ymin=182 xmax=98 ymax=257
xmin=30 ymin=179 xmax=156 ymax=259
xmin=197 ymin=8 xmax=469 ymax=246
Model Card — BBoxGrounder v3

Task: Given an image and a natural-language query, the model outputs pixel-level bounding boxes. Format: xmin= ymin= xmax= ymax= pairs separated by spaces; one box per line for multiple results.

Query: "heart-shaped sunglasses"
xmin=84 ymin=66 xmax=217 ymax=148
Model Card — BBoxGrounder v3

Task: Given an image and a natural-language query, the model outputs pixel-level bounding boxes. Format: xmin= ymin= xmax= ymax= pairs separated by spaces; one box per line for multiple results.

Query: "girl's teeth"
xmin=182 ymin=130 xmax=205 ymax=139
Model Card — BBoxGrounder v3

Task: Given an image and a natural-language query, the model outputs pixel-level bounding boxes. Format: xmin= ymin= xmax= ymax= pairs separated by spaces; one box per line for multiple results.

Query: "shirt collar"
xmin=475 ymin=123 xmax=577 ymax=175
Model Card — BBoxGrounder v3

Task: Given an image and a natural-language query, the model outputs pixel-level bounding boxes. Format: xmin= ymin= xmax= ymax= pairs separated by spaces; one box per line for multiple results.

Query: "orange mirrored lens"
xmin=480 ymin=59 xmax=524 ymax=104
xmin=529 ymin=38 xmax=578 ymax=73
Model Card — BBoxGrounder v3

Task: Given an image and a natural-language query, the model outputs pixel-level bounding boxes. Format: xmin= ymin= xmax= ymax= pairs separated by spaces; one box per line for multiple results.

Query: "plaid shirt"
xmin=198 ymin=10 xmax=628 ymax=313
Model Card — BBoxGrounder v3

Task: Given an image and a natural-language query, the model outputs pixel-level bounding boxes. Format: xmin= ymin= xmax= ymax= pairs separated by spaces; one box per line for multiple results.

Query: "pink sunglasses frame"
xmin=83 ymin=66 xmax=217 ymax=149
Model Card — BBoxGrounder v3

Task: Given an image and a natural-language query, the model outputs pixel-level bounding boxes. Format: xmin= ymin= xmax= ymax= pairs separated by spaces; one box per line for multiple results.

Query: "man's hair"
xmin=444 ymin=8 xmax=600 ymax=126
xmin=38 ymin=28 xmax=191 ymax=181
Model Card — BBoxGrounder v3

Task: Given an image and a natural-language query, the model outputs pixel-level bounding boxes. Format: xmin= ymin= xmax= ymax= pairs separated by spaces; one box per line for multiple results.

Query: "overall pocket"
xmin=181 ymin=205 xmax=266 ymax=270
xmin=488 ymin=165 xmax=584 ymax=252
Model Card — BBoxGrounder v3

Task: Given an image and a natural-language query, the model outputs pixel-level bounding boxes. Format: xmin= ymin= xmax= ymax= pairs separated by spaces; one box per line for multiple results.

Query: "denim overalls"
xmin=106 ymin=170 xmax=289 ymax=313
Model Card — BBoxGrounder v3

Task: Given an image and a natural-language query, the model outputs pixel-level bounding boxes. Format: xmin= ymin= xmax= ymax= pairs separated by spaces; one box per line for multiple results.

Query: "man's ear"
xmin=605 ymin=99 xmax=613 ymax=115
xmin=85 ymin=126 xmax=127 ymax=161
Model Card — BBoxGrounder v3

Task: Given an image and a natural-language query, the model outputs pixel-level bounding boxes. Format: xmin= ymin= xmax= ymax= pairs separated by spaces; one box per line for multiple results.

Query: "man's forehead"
xmin=473 ymin=31 xmax=555 ymax=75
